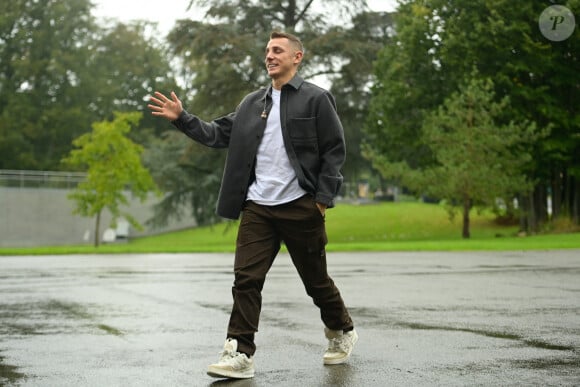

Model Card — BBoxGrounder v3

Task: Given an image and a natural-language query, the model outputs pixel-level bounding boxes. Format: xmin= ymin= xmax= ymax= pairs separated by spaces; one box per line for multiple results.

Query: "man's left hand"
xmin=316 ymin=202 xmax=327 ymax=217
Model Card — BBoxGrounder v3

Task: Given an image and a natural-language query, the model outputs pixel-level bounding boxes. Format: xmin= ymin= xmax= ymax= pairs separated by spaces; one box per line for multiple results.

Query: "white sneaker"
xmin=323 ymin=328 xmax=358 ymax=365
xmin=207 ymin=338 xmax=255 ymax=379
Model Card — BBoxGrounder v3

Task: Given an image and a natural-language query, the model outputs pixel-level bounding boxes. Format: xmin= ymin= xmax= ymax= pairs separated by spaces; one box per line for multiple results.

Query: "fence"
xmin=0 ymin=169 xmax=86 ymax=189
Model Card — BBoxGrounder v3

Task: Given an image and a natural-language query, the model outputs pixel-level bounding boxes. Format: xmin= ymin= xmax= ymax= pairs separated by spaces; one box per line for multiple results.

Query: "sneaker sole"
xmin=207 ymin=368 xmax=255 ymax=379
xmin=323 ymin=354 xmax=352 ymax=365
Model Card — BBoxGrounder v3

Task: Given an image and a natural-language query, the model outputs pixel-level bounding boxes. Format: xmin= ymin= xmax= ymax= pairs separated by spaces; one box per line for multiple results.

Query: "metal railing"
xmin=0 ymin=169 xmax=87 ymax=189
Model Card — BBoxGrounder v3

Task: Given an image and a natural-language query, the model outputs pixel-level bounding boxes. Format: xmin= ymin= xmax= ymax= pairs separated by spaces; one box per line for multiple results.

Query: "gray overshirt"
xmin=171 ymin=75 xmax=346 ymax=220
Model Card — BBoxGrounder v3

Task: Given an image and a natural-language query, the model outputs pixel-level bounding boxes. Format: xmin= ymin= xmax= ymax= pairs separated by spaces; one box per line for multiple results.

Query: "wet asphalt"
xmin=0 ymin=250 xmax=579 ymax=386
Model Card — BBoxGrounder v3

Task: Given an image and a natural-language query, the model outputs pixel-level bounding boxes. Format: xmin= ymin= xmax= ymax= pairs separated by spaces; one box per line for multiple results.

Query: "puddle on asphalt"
xmin=332 ymin=268 xmax=368 ymax=278
xmin=475 ymin=265 xmax=534 ymax=269
xmin=350 ymin=306 xmax=577 ymax=352
xmin=510 ymin=356 xmax=580 ymax=370
xmin=399 ymin=266 xmax=580 ymax=276
xmin=397 ymin=321 xmax=576 ymax=351
xmin=0 ymin=354 xmax=26 ymax=384
xmin=95 ymin=268 xmax=233 ymax=279
xmin=445 ymin=354 xmax=580 ymax=376
xmin=97 ymin=324 xmax=124 ymax=336
xmin=45 ymin=300 xmax=93 ymax=320
xmin=0 ymin=300 xmax=125 ymax=337
xmin=198 ymin=302 xmax=231 ymax=314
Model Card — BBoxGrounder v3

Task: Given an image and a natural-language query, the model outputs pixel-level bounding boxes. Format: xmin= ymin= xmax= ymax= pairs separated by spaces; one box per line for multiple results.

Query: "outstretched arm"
xmin=149 ymin=90 xmax=235 ymax=149
xmin=147 ymin=91 xmax=183 ymax=121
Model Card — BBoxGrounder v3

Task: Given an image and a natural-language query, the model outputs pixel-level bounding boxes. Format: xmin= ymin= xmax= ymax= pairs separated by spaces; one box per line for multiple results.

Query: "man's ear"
xmin=294 ymin=51 xmax=303 ymax=65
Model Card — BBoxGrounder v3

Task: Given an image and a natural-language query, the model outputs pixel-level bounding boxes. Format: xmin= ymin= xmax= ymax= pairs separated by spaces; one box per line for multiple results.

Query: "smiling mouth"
xmin=267 ymin=63 xmax=278 ymax=70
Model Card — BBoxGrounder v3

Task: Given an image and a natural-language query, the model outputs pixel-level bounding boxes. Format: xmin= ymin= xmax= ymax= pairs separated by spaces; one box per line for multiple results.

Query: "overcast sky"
xmin=92 ymin=0 xmax=398 ymax=35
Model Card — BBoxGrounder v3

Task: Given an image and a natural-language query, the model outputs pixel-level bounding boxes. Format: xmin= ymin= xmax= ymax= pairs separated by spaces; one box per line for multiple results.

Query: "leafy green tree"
xmin=419 ymin=77 xmax=540 ymax=238
xmin=0 ymin=0 xmax=179 ymax=170
xmin=365 ymin=0 xmax=579 ymax=230
xmin=425 ymin=0 xmax=579 ymax=230
xmin=62 ymin=112 xmax=159 ymax=247
xmin=329 ymin=11 xmax=395 ymax=191
xmin=0 ymin=0 xmax=97 ymax=169
xmin=87 ymin=21 xmax=180 ymax=141
xmin=364 ymin=1 xmax=446 ymax=176
xmin=143 ymin=131 xmax=224 ymax=227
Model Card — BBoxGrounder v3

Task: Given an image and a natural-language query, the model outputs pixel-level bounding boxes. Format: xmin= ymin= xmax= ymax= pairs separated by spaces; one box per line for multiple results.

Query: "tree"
xmin=329 ymin=11 xmax=396 ymax=191
xmin=143 ymin=131 xmax=224 ymax=227
xmin=364 ymin=1 xmax=446 ymax=176
xmin=87 ymin=21 xmax=181 ymax=141
xmin=62 ymin=112 xmax=159 ymax=247
xmin=0 ymin=0 xmax=97 ymax=169
xmin=418 ymin=77 xmax=540 ymax=238
xmin=365 ymin=0 xmax=579 ymax=231
xmin=0 ymin=0 xmax=179 ymax=170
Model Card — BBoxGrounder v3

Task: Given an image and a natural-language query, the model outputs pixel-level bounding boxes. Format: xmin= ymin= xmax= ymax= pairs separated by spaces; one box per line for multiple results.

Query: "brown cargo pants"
xmin=226 ymin=194 xmax=354 ymax=356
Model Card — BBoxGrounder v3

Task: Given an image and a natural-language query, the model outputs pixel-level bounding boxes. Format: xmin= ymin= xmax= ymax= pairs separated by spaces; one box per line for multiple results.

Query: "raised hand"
xmin=147 ymin=91 xmax=183 ymax=121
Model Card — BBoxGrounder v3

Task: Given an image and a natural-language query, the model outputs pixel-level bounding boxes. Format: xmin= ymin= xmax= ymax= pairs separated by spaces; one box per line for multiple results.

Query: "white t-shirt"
xmin=247 ymin=88 xmax=307 ymax=205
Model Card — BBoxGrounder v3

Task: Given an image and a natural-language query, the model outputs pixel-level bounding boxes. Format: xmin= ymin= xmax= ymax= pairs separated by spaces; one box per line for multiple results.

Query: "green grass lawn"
xmin=1 ymin=202 xmax=579 ymax=255
xmin=328 ymin=201 xmax=516 ymax=242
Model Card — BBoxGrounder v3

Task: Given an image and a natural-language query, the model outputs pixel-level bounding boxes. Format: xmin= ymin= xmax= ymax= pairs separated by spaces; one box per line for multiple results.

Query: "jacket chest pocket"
xmin=288 ymin=117 xmax=319 ymax=169
xmin=289 ymin=117 xmax=317 ymax=141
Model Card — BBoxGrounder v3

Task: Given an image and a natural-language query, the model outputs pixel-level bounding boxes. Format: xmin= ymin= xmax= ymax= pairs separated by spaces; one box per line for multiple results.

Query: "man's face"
xmin=264 ymin=38 xmax=302 ymax=79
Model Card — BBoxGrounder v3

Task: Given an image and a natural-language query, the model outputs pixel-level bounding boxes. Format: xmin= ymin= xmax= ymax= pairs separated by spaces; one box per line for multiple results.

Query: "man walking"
xmin=148 ymin=31 xmax=357 ymax=380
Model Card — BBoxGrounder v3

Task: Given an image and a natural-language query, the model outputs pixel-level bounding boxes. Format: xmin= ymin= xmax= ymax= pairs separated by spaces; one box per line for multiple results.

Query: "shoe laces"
xmin=218 ymin=339 xmax=236 ymax=358
xmin=218 ymin=348 xmax=249 ymax=367
xmin=328 ymin=334 xmax=352 ymax=353
xmin=219 ymin=348 xmax=237 ymax=361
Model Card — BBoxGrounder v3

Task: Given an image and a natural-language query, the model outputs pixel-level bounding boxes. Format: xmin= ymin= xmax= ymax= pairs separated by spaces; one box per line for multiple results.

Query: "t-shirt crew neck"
xmin=246 ymin=88 xmax=307 ymax=205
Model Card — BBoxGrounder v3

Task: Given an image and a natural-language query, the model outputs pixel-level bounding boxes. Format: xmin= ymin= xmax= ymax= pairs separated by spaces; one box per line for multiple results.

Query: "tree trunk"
xmin=462 ymin=195 xmax=471 ymax=239
xmin=518 ymin=193 xmax=528 ymax=233
xmin=551 ymin=169 xmax=562 ymax=219
xmin=525 ymin=183 xmax=548 ymax=233
xmin=534 ymin=183 xmax=549 ymax=228
xmin=573 ymin=176 xmax=580 ymax=225
xmin=525 ymin=189 xmax=537 ymax=233
xmin=94 ymin=210 xmax=101 ymax=247
xmin=563 ymin=168 xmax=571 ymax=217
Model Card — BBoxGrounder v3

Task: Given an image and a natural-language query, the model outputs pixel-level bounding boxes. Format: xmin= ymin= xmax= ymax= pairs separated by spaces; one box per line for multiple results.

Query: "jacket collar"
xmin=262 ymin=74 xmax=304 ymax=101
xmin=286 ymin=74 xmax=304 ymax=90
